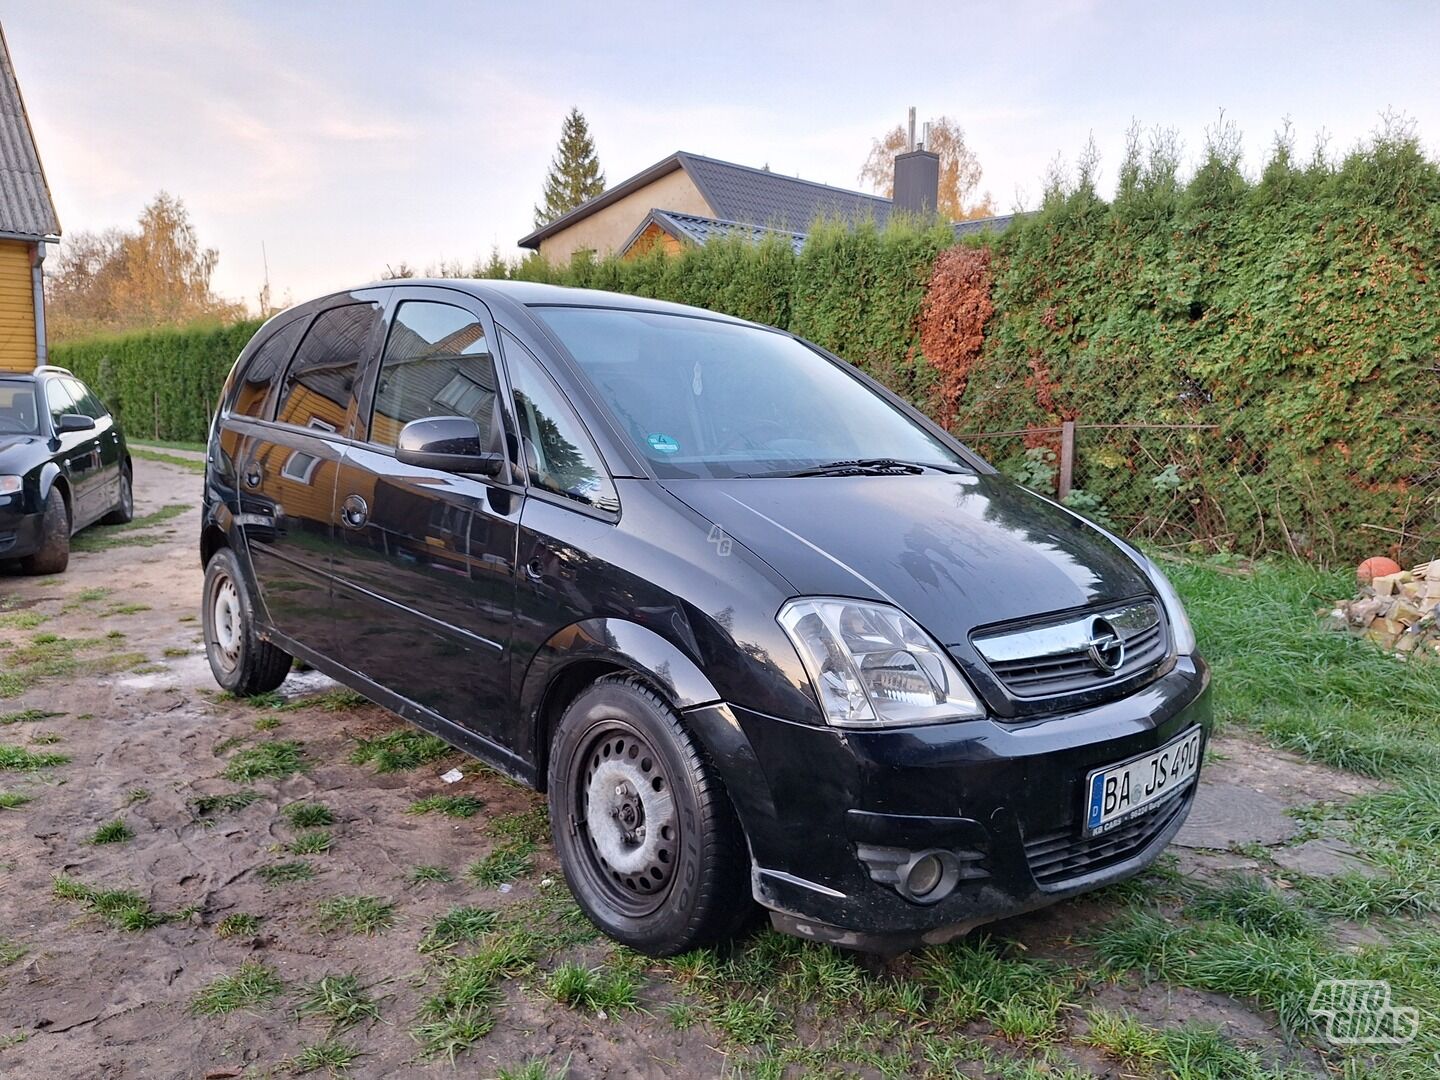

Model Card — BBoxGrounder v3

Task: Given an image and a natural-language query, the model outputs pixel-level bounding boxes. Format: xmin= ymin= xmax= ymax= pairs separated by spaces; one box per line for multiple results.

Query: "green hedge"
xmin=962 ymin=127 xmax=1440 ymax=563
xmin=53 ymin=319 xmax=263 ymax=443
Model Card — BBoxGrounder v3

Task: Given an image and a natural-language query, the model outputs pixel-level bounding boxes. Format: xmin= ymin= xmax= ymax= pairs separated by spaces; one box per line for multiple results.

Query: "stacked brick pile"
xmin=1329 ymin=562 xmax=1440 ymax=658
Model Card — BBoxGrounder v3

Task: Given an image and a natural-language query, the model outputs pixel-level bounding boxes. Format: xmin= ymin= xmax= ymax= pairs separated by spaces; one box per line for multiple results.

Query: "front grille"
xmin=974 ymin=600 xmax=1169 ymax=698
xmin=1023 ymin=788 xmax=1191 ymax=887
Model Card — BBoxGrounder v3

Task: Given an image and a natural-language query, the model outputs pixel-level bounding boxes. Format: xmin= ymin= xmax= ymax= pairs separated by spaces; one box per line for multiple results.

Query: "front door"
xmin=241 ymin=298 xmax=384 ymax=662
xmin=63 ymin=377 xmax=123 ymax=513
xmin=43 ymin=378 xmax=103 ymax=527
xmin=331 ymin=292 xmax=522 ymax=741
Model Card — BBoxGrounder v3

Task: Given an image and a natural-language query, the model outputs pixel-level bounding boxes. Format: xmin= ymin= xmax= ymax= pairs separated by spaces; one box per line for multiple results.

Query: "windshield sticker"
xmin=647 ymin=433 xmax=680 ymax=455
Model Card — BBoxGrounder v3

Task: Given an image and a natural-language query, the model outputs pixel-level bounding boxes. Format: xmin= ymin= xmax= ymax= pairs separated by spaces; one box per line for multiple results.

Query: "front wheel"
xmin=548 ymin=675 xmax=752 ymax=956
xmin=202 ymin=546 xmax=291 ymax=696
xmin=20 ymin=488 xmax=69 ymax=575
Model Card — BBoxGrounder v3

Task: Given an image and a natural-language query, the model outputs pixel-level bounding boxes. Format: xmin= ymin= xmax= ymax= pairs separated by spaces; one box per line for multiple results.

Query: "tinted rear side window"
xmin=275 ymin=304 xmax=381 ymax=433
xmin=370 ymin=301 xmax=495 ymax=448
xmin=62 ymin=378 xmax=107 ymax=419
xmin=231 ymin=317 xmax=307 ymax=419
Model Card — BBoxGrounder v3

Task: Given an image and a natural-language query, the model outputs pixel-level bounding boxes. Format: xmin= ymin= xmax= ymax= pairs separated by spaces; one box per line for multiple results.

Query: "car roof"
xmin=305 ymin=278 xmax=760 ymax=329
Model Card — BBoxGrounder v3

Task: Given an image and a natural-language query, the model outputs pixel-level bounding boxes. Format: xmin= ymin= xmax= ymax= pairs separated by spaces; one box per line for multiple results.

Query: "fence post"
xmin=1058 ymin=420 xmax=1075 ymax=500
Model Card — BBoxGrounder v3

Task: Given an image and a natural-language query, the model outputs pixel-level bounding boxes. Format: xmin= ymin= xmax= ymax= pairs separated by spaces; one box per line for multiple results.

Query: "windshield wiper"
xmin=778 ymin=458 xmax=959 ymax=478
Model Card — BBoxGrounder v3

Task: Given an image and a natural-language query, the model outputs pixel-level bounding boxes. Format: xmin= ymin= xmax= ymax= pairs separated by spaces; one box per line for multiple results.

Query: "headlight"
xmin=0 ymin=476 xmax=20 ymax=496
xmin=778 ymin=598 xmax=984 ymax=728
xmin=1145 ymin=559 xmax=1197 ymax=655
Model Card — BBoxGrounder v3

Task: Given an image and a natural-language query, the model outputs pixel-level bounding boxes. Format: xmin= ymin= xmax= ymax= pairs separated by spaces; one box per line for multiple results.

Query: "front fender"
xmin=520 ymin=617 xmax=722 ymax=765
xmin=38 ymin=461 xmax=63 ymax=510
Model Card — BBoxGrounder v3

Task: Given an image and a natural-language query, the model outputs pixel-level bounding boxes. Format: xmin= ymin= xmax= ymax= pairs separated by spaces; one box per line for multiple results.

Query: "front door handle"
xmin=341 ymin=493 xmax=369 ymax=529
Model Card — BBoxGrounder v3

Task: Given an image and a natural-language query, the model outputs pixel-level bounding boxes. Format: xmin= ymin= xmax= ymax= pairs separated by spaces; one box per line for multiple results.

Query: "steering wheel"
xmin=716 ymin=418 xmax=789 ymax=455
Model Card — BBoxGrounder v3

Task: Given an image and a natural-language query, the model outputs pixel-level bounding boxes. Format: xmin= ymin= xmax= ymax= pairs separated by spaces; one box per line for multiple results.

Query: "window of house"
xmin=233 ymin=316 xmax=307 ymax=419
xmin=274 ymin=303 xmax=380 ymax=432
xmin=502 ymin=330 xmax=617 ymax=511
xmin=370 ymin=301 xmax=495 ymax=448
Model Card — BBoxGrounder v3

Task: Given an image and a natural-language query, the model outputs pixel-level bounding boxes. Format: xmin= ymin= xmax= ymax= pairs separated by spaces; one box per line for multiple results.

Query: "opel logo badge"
xmin=1086 ymin=617 xmax=1125 ymax=675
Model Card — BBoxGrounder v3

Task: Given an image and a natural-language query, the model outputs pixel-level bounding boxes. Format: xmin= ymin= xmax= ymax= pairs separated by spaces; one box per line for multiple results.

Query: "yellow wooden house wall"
xmin=0 ymin=240 xmax=36 ymax=372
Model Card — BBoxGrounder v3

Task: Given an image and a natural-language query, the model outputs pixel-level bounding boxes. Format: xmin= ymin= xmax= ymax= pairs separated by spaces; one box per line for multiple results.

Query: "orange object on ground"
xmin=1358 ymin=556 xmax=1402 ymax=583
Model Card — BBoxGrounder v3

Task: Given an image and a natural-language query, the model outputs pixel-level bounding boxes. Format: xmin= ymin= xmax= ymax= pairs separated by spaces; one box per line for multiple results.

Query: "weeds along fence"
xmin=956 ymin=374 xmax=1440 ymax=568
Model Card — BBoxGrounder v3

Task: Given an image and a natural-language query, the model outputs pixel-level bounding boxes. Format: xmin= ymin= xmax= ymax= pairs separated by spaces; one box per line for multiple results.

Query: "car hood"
xmin=661 ymin=473 xmax=1153 ymax=644
xmin=0 ymin=433 xmax=41 ymax=463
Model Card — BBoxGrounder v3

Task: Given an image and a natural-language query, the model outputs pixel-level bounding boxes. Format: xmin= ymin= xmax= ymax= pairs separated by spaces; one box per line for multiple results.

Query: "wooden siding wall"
xmin=0 ymin=240 xmax=36 ymax=372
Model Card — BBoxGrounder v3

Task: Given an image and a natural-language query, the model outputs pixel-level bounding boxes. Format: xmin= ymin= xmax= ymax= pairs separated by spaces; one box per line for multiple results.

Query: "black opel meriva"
xmin=200 ymin=280 xmax=1210 ymax=955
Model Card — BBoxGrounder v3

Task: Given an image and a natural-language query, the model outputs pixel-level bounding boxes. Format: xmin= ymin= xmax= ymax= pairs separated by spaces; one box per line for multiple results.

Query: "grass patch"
xmin=495 ymin=1063 xmax=567 ymax=1080
xmin=411 ymin=931 xmax=536 ymax=1061
xmin=0 ymin=938 xmax=25 ymax=966
xmin=288 ymin=1038 xmax=361 ymax=1076
xmin=0 ymin=611 xmax=45 ymax=630
xmin=191 ymin=960 xmax=283 ymax=1016
xmin=162 ymin=646 xmax=189 ymax=658
xmin=131 ymin=447 xmax=205 ymax=474
xmin=288 ymin=830 xmax=333 ymax=855
xmin=126 ymin=787 xmax=149 ymax=804
xmin=215 ymin=913 xmax=262 ymax=939
xmin=0 ymin=793 xmax=31 ymax=810
xmin=71 ymin=503 xmax=189 ymax=553
xmin=131 ymin=437 xmax=207 ymax=454
xmin=89 ymin=819 xmax=134 ymax=845
xmin=545 ymin=961 xmax=640 ymax=1013
xmin=0 ymin=743 xmax=69 ymax=771
xmin=52 ymin=874 xmax=169 ymax=931
xmin=419 ymin=906 xmax=499 ymax=954
xmin=349 ymin=729 xmax=450 ymax=772
xmin=0 ymin=709 xmax=59 ymax=725
xmin=254 ymin=714 xmax=280 ymax=731
xmin=408 ymin=794 xmax=484 ymax=819
xmin=295 ymin=972 xmax=380 ymax=1030
xmin=104 ymin=602 xmax=152 ymax=616
xmin=466 ymin=842 xmax=535 ymax=888
xmin=258 ymin=861 xmax=316 ymax=886
xmin=313 ymin=895 xmax=396 ymax=936
xmin=190 ymin=789 xmax=261 ymax=819
xmin=487 ymin=805 xmax=549 ymax=845
xmin=405 ymin=865 xmax=453 ymax=887
xmin=222 ymin=739 xmax=306 ymax=782
xmin=284 ymin=801 xmax=335 ymax=828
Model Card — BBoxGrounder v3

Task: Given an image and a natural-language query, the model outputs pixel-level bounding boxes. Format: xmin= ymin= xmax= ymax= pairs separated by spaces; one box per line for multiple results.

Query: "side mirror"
xmin=56 ymin=413 xmax=96 ymax=433
xmin=396 ymin=416 xmax=504 ymax=477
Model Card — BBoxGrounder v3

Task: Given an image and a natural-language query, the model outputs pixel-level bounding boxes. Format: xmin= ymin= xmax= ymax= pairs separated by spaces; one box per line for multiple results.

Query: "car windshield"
xmin=532 ymin=307 xmax=969 ymax=480
xmin=0 ymin=379 xmax=39 ymax=435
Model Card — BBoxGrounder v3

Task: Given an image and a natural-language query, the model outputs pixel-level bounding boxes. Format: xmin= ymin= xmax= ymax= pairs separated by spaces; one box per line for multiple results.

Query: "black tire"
xmin=20 ymin=487 xmax=69 ymax=575
xmin=100 ymin=464 xmax=134 ymax=525
xmin=547 ymin=674 xmax=752 ymax=956
xmin=202 ymin=546 xmax=291 ymax=696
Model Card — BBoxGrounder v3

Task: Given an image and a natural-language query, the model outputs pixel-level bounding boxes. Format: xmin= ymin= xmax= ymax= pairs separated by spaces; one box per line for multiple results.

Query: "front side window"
xmin=533 ymin=307 xmax=968 ymax=480
xmin=233 ymin=317 xmax=307 ymax=419
xmin=45 ymin=379 xmax=76 ymax=428
xmin=275 ymin=303 xmax=380 ymax=432
xmin=502 ymin=331 xmax=617 ymax=511
xmin=371 ymin=301 xmax=495 ymax=448
xmin=62 ymin=378 xmax=106 ymax=420
xmin=0 ymin=379 xmax=40 ymax=434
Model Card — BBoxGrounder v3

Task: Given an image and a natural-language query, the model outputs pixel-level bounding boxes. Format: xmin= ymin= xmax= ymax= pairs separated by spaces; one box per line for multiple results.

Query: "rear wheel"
xmin=548 ymin=675 xmax=752 ymax=956
xmin=202 ymin=546 xmax=291 ymax=695
xmin=100 ymin=464 xmax=134 ymax=525
xmin=20 ymin=488 xmax=69 ymax=575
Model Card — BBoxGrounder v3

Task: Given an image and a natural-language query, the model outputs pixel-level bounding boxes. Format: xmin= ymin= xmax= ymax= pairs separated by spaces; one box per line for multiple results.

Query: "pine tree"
xmin=534 ymin=108 xmax=606 ymax=227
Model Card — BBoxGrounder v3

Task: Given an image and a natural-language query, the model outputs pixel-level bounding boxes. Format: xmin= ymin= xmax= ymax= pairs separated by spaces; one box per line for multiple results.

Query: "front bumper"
xmin=687 ymin=655 xmax=1211 ymax=952
xmin=0 ymin=503 xmax=44 ymax=560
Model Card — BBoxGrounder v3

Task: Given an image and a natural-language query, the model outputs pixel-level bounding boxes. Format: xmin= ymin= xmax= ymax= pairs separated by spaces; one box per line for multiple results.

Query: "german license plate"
xmin=1084 ymin=727 xmax=1202 ymax=836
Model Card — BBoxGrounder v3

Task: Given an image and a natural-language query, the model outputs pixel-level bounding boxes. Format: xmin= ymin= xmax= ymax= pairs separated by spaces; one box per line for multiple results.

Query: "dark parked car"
xmin=200 ymin=281 xmax=1210 ymax=955
xmin=0 ymin=366 xmax=132 ymax=575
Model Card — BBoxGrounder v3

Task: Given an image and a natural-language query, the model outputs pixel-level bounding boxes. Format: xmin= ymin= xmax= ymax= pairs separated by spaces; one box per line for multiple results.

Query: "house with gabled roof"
xmin=518 ymin=148 xmax=1016 ymax=265
xmin=0 ymin=23 xmax=59 ymax=372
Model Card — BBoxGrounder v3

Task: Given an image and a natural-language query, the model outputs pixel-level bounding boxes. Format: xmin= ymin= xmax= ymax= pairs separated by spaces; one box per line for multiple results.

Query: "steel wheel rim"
xmin=210 ymin=574 xmax=242 ymax=673
xmin=121 ymin=473 xmax=133 ymax=515
xmin=573 ymin=721 xmax=678 ymax=918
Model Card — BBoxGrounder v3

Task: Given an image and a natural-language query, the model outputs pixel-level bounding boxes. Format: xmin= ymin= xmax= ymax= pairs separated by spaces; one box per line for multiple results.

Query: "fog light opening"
xmin=901 ymin=850 xmax=958 ymax=904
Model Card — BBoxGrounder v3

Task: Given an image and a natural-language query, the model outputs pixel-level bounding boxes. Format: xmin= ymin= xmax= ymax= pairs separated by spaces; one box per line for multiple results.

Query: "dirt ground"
xmin=0 ymin=455 xmax=1367 ymax=1079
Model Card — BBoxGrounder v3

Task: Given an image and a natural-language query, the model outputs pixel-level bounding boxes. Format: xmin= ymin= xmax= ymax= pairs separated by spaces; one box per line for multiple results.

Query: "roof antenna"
xmin=907 ymin=106 xmax=916 ymax=152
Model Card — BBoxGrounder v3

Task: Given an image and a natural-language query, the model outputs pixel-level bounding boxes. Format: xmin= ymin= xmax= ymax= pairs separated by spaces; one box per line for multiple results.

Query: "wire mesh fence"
xmin=954 ymin=376 xmax=1440 ymax=568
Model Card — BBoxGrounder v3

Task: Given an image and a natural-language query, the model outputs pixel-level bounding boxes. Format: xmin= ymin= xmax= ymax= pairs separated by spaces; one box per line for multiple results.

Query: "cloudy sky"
xmin=5 ymin=1 xmax=1438 ymax=308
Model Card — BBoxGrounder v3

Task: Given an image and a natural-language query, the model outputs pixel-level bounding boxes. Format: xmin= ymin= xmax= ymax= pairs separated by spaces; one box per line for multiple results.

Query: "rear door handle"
xmin=341 ymin=493 xmax=369 ymax=529
xmin=244 ymin=464 xmax=263 ymax=488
